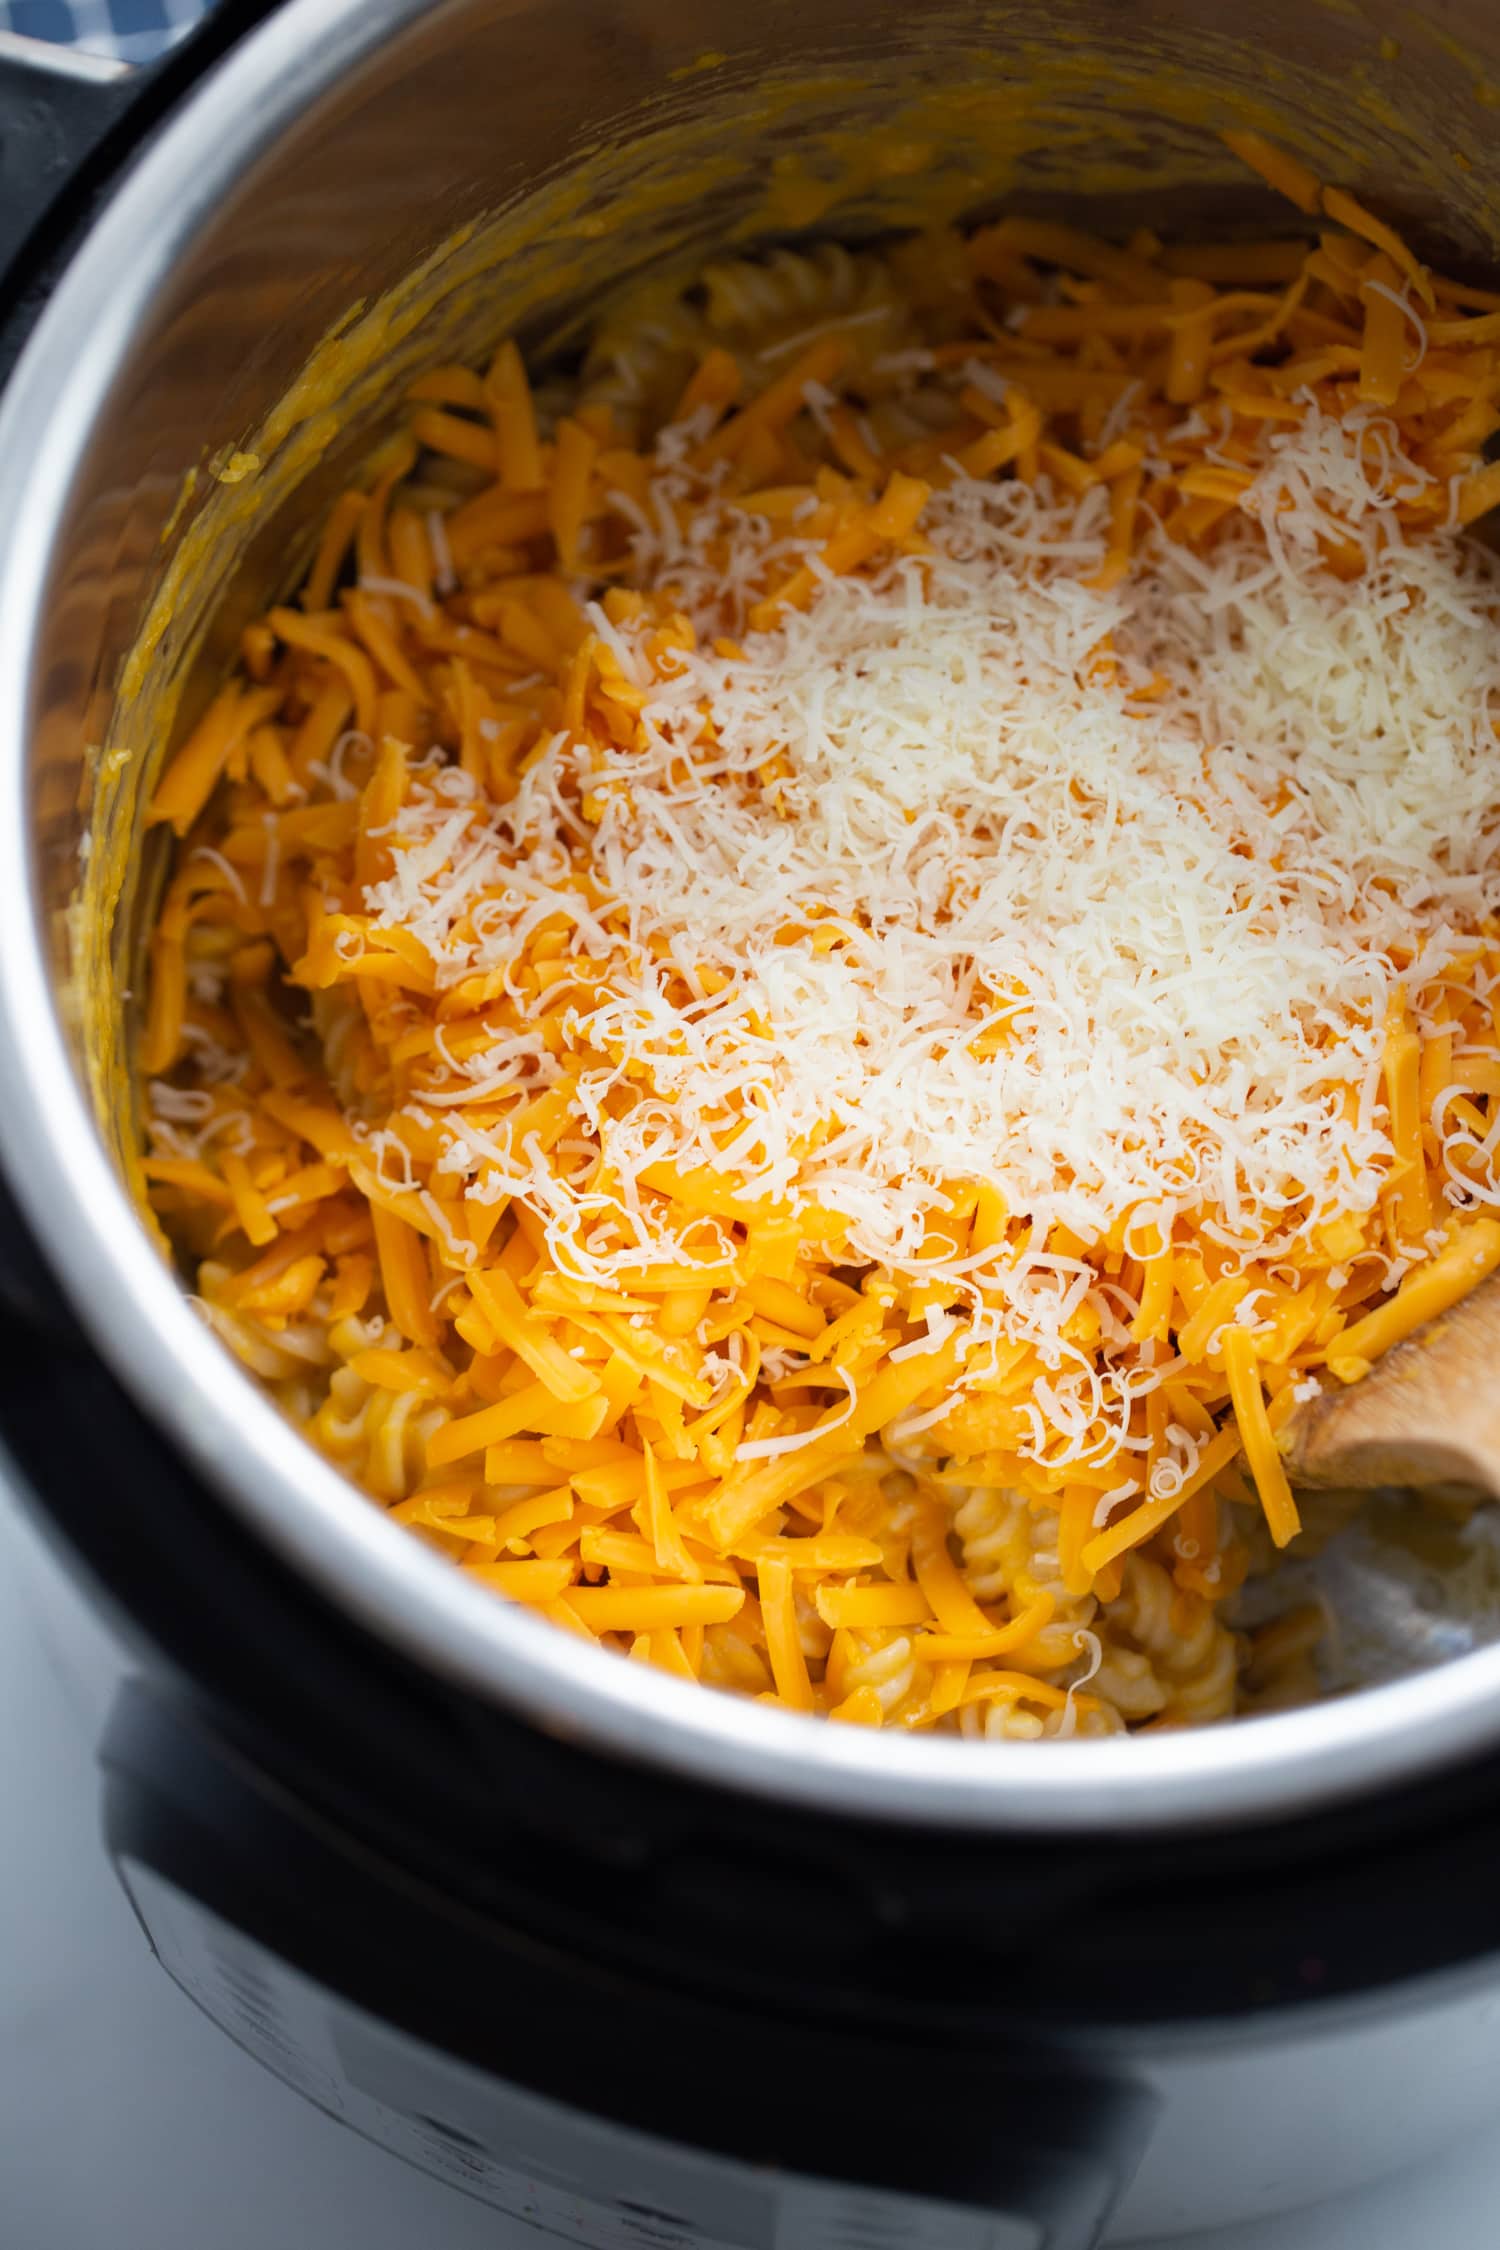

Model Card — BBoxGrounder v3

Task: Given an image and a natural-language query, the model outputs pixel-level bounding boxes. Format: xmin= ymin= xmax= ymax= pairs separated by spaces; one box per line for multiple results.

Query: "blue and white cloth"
xmin=0 ymin=0 xmax=212 ymax=65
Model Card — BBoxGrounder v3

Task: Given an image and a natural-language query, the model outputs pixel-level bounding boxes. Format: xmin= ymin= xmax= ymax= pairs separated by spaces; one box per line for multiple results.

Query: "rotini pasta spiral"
xmin=1101 ymin=1555 xmax=1243 ymax=1724
xmin=578 ymin=282 xmax=712 ymax=435
xmin=953 ymin=1488 xmax=1100 ymax=1670
xmin=826 ymin=1627 xmax=929 ymax=1720
xmin=699 ymin=242 xmax=893 ymax=338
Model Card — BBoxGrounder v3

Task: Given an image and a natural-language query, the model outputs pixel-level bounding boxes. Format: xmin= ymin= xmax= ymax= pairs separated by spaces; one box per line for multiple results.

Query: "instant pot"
xmin=5 ymin=4 xmax=1500 ymax=2241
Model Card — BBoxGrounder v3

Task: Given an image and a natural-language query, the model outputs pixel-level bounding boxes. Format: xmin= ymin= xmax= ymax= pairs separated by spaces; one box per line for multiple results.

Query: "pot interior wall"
xmin=33 ymin=0 xmax=1500 ymax=1235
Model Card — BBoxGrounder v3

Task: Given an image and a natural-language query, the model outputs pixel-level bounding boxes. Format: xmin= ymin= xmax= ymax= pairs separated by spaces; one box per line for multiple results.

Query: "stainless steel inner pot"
xmin=5 ymin=0 xmax=1500 ymax=1837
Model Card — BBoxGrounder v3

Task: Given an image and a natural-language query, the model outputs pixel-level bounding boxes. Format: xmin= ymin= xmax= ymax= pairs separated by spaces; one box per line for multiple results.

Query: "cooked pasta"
xmin=139 ymin=138 xmax=1500 ymax=1736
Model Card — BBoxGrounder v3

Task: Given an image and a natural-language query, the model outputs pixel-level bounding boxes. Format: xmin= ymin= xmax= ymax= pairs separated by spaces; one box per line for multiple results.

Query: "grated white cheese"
xmin=357 ymin=573 xmax=436 ymax=614
xmin=355 ymin=404 xmax=1500 ymax=1458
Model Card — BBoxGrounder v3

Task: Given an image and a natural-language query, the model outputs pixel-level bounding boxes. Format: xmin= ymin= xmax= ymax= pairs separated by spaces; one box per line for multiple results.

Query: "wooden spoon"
xmin=1281 ymin=1270 xmax=1500 ymax=1504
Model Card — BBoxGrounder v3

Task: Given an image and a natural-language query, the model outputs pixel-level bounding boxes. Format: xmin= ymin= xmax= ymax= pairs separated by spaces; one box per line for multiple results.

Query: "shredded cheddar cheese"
xmin=140 ymin=139 xmax=1500 ymax=1737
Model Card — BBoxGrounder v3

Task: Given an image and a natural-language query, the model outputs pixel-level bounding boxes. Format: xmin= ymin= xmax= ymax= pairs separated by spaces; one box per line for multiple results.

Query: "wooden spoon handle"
xmin=1281 ymin=1271 xmax=1500 ymax=1503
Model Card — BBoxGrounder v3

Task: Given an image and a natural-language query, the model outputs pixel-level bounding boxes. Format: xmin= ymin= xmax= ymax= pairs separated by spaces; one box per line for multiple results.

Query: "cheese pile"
xmin=138 ymin=136 xmax=1500 ymax=1736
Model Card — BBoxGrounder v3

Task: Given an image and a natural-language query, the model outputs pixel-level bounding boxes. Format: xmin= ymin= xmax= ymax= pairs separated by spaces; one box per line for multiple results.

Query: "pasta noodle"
xmin=139 ymin=138 xmax=1500 ymax=1736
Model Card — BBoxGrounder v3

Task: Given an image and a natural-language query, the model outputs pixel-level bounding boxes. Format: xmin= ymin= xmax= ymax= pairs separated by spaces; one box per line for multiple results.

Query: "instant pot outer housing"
xmin=7 ymin=4 xmax=1500 ymax=2244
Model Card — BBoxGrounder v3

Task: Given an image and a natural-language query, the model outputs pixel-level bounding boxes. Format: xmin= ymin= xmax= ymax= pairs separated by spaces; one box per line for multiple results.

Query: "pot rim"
xmin=3 ymin=0 xmax=1499 ymax=1839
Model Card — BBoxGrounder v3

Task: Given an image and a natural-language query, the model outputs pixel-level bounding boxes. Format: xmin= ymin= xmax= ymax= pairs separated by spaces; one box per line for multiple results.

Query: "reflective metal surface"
xmin=6 ymin=0 xmax=1500 ymax=1834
